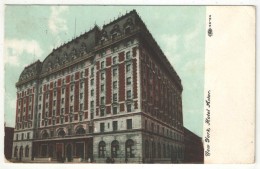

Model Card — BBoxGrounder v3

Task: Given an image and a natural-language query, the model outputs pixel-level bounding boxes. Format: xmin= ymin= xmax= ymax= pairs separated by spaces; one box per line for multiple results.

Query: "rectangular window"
xmin=127 ymin=77 xmax=131 ymax=85
xmin=113 ymin=56 xmax=117 ymax=64
xmin=79 ymin=115 xmax=83 ymax=121
xmin=127 ymin=90 xmax=132 ymax=99
xmin=61 ymin=108 xmax=64 ymax=114
xmin=54 ymin=91 xmax=57 ymax=97
xmin=38 ymin=105 xmax=41 ymax=110
xmin=91 ymin=89 xmax=94 ymax=96
xmin=126 ymin=51 xmax=131 ymax=60
xmin=113 ymin=93 xmax=117 ymax=102
xmin=100 ymin=109 xmax=105 ymax=116
xmin=21 ymin=133 xmax=24 ymax=140
xmin=101 ymin=85 xmax=105 ymax=93
xmin=71 ymin=85 xmax=74 ymax=91
xmin=126 ymin=64 xmax=131 ymax=72
xmin=113 ymin=81 xmax=117 ymax=89
xmin=127 ymin=104 xmax=132 ymax=112
xmin=91 ymin=79 xmax=94 ymax=85
xmin=101 ymin=72 xmax=105 ymax=80
xmin=113 ymin=106 xmax=117 ymax=115
xmin=127 ymin=119 xmax=132 ymax=129
xmin=53 ymin=110 xmax=56 ymax=116
xmin=80 ymin=82 xmax=84 ymax=89
xmin=113 ymin=121 xmax=118 ymax=131
xmin=53 ymin=100 xmax=56 ymax=106
xmin=61 ymin=118 xmax=64 ymax=124
xmin=62 ymin=98 xmax=65 ymax=104
xmin=16 ymin=134 xmax=18 ymax=140
xmin=70 ymin=95 xmax=73 ymax=101
xmin=80 ymin=93 xmax=83 ymax=99
xmin=101 ymin=97 xmax=105 ymax=105
xmin=62 ymin=88 xmax=65 ymax=94
xmin=80 ymin=104 xmax=83 ymax=111
xmin=100 ymin=123 xmax=105 ymax=132
xmin=70 ymin=106 xmax=73 ymax=113
xmin=101 ymin=61 xmax=105 ymax=69
xmin=91 ymin=68 xmax=94 ymax=77
xmin=113 ymin=69 xmax=117 ymax=77
xmin=91 ymin=101 xmax=94 ymax=109
xmin=145 ymin=120 xmax=147 ymax=130
xmin=39 ymin=96 xmax=42 ymax=101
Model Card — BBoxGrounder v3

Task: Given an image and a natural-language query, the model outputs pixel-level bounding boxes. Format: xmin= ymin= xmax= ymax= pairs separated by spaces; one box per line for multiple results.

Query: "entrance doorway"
xmin=19 ymin=146 xmax=23 ymax=160
xmin=56 ymin=143 xmax=63 ymax=162
xmin=66 ymin=144 xmax=72 ymax=162
xmin=75 ymin=143 xmax=84 ymax=159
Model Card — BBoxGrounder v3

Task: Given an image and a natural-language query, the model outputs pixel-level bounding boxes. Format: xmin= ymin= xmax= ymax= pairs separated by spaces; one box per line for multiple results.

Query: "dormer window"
xmin=112 ymin=32 xmax=117 ymax=40
xmin=125 ymin=26 xmax=131 ymax=34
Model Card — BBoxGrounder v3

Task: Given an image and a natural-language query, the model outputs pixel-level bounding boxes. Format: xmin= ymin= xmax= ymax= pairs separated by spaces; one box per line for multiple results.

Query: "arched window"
xmin=25 ymin=145 xmax=29 ymax=157
xmin=14 ymin=146 xmax=18 ymax=157
xmin=19 ymin=146 xmax=23 ymax=158
xmin=158 ymin=143 xmax=161 ymax=158
xmin=163 ymin=144 xmax=166 ymax=158
xmin=152 ymin=142 xmax=156 ymax=158
xmin=98 ymin=141 xmax=106 ymax=158
xmin=125 ymin=139 xmax=134 ymax=158
xmin=57 ymin=129 xmax=66 ymax=137
xmin=167 ymin=144 xmax=170 ymax=158
xmin=42 ymin=131 xmax=49 ymax=139
xmin=145 ymin=140 xmax=149 ymax=158
xmin=76 ymin=127 xmax=86 ymax=135
xmin=111 ymin=140 xmax=119 ymax=158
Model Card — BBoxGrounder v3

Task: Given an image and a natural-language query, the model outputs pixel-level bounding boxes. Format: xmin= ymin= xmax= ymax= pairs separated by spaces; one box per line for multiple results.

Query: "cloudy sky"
xmin=4 ymin=6 xmax=206 ymax=136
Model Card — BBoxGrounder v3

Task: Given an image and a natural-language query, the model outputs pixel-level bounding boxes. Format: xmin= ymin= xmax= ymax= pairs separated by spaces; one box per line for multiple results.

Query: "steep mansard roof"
xmin=41 ymin=26 xmax=100 ymax=74
xmin=18 ymin=60 xmax=42 ymax=82
xmin=17 ymin=10 xmax=182 ymax=90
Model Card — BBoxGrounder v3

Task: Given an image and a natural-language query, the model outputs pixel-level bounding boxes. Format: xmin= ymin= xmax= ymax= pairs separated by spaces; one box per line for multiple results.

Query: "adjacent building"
xmin=5 ymin=126 xmax=14 ymax=160
xmin=12 ymin=10 xmax=186 ymax=163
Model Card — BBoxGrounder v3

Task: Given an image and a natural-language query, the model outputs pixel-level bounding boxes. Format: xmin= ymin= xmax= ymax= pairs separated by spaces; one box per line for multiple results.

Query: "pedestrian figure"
xmin=111 ymin=157 xmax=115 ymax=163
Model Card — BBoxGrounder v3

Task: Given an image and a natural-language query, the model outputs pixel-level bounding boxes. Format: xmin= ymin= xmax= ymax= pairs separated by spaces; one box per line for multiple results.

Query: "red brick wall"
xmin=74 ymin=81 xmax=79 ymax=112
xmin=119 ymin=63 xmax=125 ymax=102
xmin=31 ymin=94 xmax=34 ymax=120
xmin=57 ymin=87 xmax=61 ymax=116
xmin=25 ymin=96 xmax=28 ymax=120
xmin=133 ymin=59 xmax=138 ymax=100
xmin=119 ymin=51 xmax=125 ymax=62
xmin=42 ymin=93 xmax=45 ymax=118
xmin=65 ymin=84 xmax=70 ymax=114
xmin=96 ymin=71 xmax=100 ymax=116
xmin=84 ymin=77 xmax=88 ymax=110
xmin=106 ymin=57 xmax=111 ymax=67
xmin=49 ymin=90 xmax=53 ymax=117
xmin=106 ymin=67 xmax=111 ymax=105
xmin=75 ymin=71 xmax=79 ymax=80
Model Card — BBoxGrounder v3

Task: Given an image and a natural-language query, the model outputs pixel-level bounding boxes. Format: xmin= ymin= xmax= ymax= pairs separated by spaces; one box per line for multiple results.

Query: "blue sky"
xmin=4 ymin=6 xmax=206 ymax=136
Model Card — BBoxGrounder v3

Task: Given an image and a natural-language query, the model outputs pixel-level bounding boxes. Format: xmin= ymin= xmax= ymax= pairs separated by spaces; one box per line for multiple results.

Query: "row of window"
xmin=13 ymin=145 xmax=30 ymax=158
xmin=98 ymin=139 xmax=134 ymax=158
xmin=41 ymin=126 xmax=89 ymax=139
xmin=42 ymin=113 xmax=84 ymax=127
xmin=15 ymin=132 xmax=30 ymax=141
xmin=144 ymin=140 xmax=184 ymax=159
xmin=144 ymin=119 xmax=183 ymax=141
xmin=100 ymin=119 xmax=132 ymax=132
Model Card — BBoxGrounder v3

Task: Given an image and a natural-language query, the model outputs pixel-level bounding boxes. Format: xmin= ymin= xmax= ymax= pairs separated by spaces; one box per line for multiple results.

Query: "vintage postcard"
xmin=2 ymin=5 xmax=255 ymax=166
